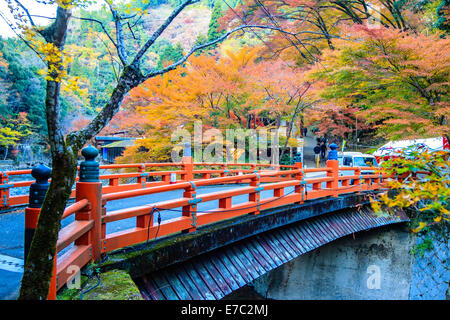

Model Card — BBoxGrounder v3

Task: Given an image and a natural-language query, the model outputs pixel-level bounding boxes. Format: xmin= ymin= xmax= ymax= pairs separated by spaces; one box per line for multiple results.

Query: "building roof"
xmin=102 ymin=140 xmax=135 ymax=148
xmin=95 ymin=136 xmax=136 ymax=142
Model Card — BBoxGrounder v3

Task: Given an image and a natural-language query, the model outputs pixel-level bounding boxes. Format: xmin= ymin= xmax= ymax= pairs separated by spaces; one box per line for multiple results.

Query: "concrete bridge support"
xmin=246 ymin=225 xmax=448 ymax=300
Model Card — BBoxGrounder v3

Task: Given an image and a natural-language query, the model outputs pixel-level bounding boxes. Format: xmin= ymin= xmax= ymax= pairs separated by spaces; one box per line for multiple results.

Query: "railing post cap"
xmin=29 ymin=164 xmax=51 ymax=208
xmin=31 ymin=164 xmax=52 ymax=184
xmin=79 ymin=145 xmax=100 ymax=182
xmin=81 ymin=144 xmax=99 ymax=160
xmin=293 ymin=151 xmax=302 ymax=163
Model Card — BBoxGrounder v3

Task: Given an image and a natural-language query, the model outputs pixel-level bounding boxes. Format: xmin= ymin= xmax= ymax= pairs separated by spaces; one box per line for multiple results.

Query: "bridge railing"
xmin=99 ymin=162 xmax=391 ymax=254
xmin=0 ymin=161 xmax=296 ymax=210
xmin=21 ymin=144 xmax=397 ymax=299
xmin=55 ymin=197 xmax=94 ymax=299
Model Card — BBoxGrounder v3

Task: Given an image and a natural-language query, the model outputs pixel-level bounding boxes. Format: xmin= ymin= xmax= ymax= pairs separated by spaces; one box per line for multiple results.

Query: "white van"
xmin=338 ymin=152 xmax=378 ymax=169
xmin=338 ymin=152 xmax=379 ymax=182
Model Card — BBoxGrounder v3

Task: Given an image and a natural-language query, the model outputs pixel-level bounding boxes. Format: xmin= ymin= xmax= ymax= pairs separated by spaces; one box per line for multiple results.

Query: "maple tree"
xmin=307 ymin=25 xmax=450 ymax=140
xmin=118 ymin=48 xmax=257 ymax=163
xmin=119 ymin=47 xmax=311 ymax=163
xmin=244 ymin=58 xmax=312 ymax=157
xmin=220 ymin=0 xmax=424 ymax=65
xmin=305 ymin=105 xmax=374 ymax=144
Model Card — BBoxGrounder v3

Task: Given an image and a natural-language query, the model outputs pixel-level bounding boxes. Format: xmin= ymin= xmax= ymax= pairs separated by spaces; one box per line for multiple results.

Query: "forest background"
xmin=0 ymin=0 xmax=448 ymax=164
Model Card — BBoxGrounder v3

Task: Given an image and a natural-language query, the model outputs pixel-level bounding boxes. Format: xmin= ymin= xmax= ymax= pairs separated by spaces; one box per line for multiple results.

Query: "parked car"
xmin=338 ymin=152 xmax=379 ymax=183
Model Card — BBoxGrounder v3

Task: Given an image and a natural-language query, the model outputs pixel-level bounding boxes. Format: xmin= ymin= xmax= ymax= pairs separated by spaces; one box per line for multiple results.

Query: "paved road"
xmin=302 ymin=131 xmax=329 ymax=168
xmin=0 ymin=171 xmax=327 ymax=300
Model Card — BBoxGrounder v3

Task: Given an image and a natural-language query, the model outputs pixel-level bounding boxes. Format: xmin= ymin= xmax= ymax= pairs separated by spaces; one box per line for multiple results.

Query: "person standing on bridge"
xmin=314 ymin=143 xmax=321 ymax=167
xmin=320 ymin=141 xmax=327 ymax=162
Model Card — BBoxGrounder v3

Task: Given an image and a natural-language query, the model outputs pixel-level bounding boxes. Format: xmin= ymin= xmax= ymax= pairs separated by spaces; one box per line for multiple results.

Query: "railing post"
xmin=24 ymin=164 xmax=53 ymax=298
xmin=374 ymin=169 xmax=381 ymax=190
xmin=0 ymin=171 xmax=10 ymax=209
xmin=203 ymin=172 xmax=211 ymax=179
xmin=249 ymin=169 xmax=261 ymax=215
xmin=294 ymin=160 xmax=305 ymax=203
xmin=75 ymin=145 xmax=102 ymax=262
xmin=219 ymin=196 xmax=232 ymax=210
xmin=24 ymin=164 xmax=51 ymax=262
xmin=326 ymin=143 xmax=339 ymax=197
xmin=181 ymin=142 xmax=197 ymax=232
xmin=354 ymin=168 xmax=361 ymax=192
xmin=221 ymin=164 xmax=229 ymax=178
xmin=162 ymin=174 xmax=171 ymax=184
xmin=137 ymin=164 xmax=146 ymax=187
xmin=181 ymin=142 xmax=193 ymax=181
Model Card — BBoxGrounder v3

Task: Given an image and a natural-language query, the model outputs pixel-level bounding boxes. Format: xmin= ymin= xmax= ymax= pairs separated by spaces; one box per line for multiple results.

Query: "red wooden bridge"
xmin=0 ymin=144 xmax=412 ymax=299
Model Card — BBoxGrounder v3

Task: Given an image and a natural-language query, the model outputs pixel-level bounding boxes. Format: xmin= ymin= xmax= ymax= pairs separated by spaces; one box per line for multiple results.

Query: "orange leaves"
xmin=128 ymin=47 xmax=264 ymax=131
xmin=120 ymin=46 xmax=310 ymax=162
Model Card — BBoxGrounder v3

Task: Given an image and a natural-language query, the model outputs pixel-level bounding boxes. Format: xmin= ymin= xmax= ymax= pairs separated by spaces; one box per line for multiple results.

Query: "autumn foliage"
xmin=308 ymin=25 xmax=450 ymax=140
xmin=118 ymin=47 xmax=311 ymax=163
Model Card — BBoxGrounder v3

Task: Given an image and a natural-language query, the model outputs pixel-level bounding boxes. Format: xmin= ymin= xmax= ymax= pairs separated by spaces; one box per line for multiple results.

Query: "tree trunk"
xmin=19 ymin=150 xmax=78 ymax=299
xmin=18 ymin=6 xmax=75 ymax=300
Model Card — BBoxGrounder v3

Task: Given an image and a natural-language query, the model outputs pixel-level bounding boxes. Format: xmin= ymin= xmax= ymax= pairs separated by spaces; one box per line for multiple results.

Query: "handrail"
xmin=101 ymin=168 xmax=310 ymax=202
xmin=61 ymin=199 xmax=90 ymax=219
xmin=1 ymin=162 xmax=307 ymax=210
xmin=57 ymin=220 xmax=94 ymax=253
xmin=102 ymin=172 xmax=260 ymax=201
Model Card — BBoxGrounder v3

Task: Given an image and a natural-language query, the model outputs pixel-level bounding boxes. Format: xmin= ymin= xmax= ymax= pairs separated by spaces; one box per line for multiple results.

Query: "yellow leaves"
xmin=287 ymin=137 xmax=300 ymax=147
xmin=375 ymin=150 xmax=449 ymax=235
xmin=411 ymin=222 xmax=427 ymax=233
xmin=21 ymin=24 xmax=70 ymax=82
xmin=55 ymin=0 xmax=75 ymax=8
xmin=441 ymin=207 xmax=450 ymax=216
xmin=61 ymin=75 xmax=90 ymax=102
xmin=0 ymin=127 xmax=23 ymax=146
xmin=386 ymin=179 xmax=403 ymax=189
xmin=38 ymin=42 xmax=67 ymax=82
xmin=55 ymin=0 xmax=92 ymax=9
xmin=370 ymin=197 xmax=382 ymax=214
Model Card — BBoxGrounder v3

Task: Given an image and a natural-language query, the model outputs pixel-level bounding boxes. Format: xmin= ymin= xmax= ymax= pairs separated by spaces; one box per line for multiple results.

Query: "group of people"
xmin=314 ymin=137 xmax=328 ymax=163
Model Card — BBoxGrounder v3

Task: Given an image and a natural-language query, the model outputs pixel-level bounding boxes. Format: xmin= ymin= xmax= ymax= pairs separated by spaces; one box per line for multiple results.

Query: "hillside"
xmin=141 ymin=4 xmax=211 ymax=51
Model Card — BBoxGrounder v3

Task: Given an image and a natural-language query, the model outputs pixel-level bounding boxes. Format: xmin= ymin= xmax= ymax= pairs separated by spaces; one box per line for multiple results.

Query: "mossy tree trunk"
xmin=16 ymin=0 xmax=259 ymax=299
xmin=18 ymin=6 xmax=79 ymax=299
xmin=19 ymin=150 xmax=78 ymax=299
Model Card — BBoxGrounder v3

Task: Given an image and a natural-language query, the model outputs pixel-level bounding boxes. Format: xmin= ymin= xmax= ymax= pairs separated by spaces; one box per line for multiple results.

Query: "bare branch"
xmin=0 ymin=10 xmax=44 ymax=59
xmin=72 ymin=16 xmax=118 ymax=49
xmin=143 ymin=24 xmax=354 ymax=80
xmin=131 ymin=0 xmax=199 ymax=66
xmin=105 ymin=1 xmax=128 ymax=65
xmin=12 ymin=0 xmax=37 ymax=28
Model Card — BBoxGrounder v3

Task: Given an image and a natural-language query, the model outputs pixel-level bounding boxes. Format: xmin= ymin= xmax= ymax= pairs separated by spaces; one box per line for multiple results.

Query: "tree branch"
xmin=131 ymin=0 xmax=199 ymax=66
xmin=143 ymin=24 xmax=350 ymax=80
xmin=73 ymin=16 xmax=118 ymax=49
xmin=106 ymin=1 xmax=128 ymax=65
xmin=12 ymin=0 xmax=37 ymax=28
